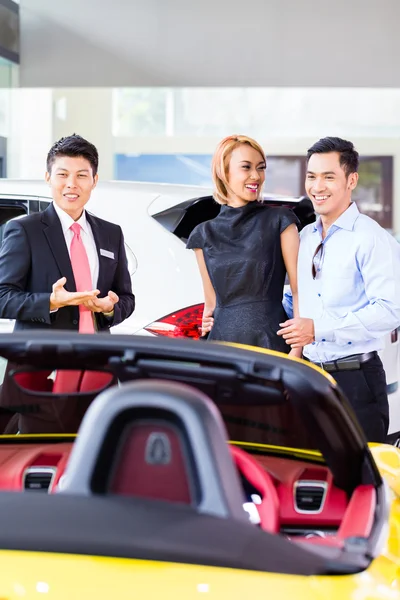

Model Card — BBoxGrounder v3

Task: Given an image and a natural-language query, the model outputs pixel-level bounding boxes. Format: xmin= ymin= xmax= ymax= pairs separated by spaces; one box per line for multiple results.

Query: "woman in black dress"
xmin=186 ymin=135 xmax=300 ymax=355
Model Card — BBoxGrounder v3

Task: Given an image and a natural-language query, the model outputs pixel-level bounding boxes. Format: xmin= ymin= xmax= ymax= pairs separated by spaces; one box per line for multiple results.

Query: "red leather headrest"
xmin=53 ymin=371 xmax=114 ymax=394
xmin=80 ymin=372 xmax=114 ymax=392
xmin=109 ymin=423 xmax=191 ymax=503
xmin=52 ymin=371 xmax=83 ymax=394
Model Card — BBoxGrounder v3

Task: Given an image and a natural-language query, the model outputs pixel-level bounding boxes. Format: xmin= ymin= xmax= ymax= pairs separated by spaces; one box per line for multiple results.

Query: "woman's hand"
xmin=289 ymin=347 xmax=303 ymax=359
xmin=202 ymin=308 xmax=214 ymax=336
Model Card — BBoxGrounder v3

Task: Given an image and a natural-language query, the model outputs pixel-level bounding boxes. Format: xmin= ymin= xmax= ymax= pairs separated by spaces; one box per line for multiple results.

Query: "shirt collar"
xmin=52 ymin=202 xmax=90 ymax=235
xmin=313 ymin=201 xmax=360 ymax=234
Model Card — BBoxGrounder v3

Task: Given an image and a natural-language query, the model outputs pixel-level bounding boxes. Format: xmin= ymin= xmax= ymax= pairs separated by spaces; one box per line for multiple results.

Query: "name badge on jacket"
xmin=100 ymin=249 xmax=115 ymax=259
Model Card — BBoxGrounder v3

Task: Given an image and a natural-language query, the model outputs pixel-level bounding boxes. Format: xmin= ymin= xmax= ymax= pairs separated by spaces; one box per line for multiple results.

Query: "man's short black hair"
xmin=307 ymin=136 xmax=359 ymax=177
xmin=46 ymin=134 xmax=99 ymax=176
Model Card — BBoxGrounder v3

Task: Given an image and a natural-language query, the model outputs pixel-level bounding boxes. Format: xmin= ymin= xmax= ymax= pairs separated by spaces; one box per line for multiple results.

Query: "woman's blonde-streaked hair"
xmin=211 ymin=134 xmax=266 ymax=205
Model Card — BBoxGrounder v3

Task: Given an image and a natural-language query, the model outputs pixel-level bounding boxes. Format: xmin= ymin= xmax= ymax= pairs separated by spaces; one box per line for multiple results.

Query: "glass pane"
xmin=115 ymin=153 xmax=212 ymax=185
xmin=174 ymin=88 xmax=252 ymax=136
xmin=353 ymin=158 xmax=392 ymax=228
xmin=112 ymin=88 xmax=169 ymax=137
xmin=265 ymin=158 xmax=302 ymax=197
xmin=0 ymin=86 xmax=9 ymax=135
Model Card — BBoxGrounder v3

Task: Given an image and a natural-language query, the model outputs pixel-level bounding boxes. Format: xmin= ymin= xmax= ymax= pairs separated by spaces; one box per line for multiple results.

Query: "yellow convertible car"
xmin=0 ymin=332 xmax=398 ymax=599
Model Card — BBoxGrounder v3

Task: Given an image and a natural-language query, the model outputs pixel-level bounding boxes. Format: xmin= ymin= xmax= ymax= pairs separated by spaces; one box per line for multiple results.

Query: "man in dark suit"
xmin=0 ymin=134 xmax=135 ymax=432
xmin=0 ymin=134 xmax=134 ymax=331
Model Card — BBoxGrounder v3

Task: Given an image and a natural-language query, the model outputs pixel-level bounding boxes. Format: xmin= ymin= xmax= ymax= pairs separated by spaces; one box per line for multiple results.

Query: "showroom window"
xmin=354 ymin=157 xmax=393 ymax=230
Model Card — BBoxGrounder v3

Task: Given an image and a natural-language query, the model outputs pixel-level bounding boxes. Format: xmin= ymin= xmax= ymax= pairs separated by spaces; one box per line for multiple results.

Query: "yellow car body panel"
xmin=0 ymin=549 xmax=400 ymax=600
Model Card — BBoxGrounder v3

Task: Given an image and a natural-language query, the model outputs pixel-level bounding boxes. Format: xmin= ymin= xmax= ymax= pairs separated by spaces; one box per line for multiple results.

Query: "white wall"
xmin=19 ymin=0 xmax=400 ymax=87
xmin=52 ymin=89 xmax=114 ymax=180
xmin=6 ymin=88 xmax=52 ymax=178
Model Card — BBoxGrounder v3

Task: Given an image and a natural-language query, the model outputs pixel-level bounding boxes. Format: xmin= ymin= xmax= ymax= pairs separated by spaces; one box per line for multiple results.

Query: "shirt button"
xmin=73 ymin=319 xmax=78 ymax=325
xmin=312 ymin=342 xmax=316 ymax=345
xmin=318 ymin=268 xmax=321 ymax=272
xmin=318 ymin=293 xmax=321 ymax=297
xmin=348 ymin=341 xmax=352 ymax=345
xmin=322 ymin=338 xmax=326 ymax=342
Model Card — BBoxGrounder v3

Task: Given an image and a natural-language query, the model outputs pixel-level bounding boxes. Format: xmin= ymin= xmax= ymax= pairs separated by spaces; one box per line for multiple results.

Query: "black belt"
xmin=313 ymin=351 xmax=377 ymax=372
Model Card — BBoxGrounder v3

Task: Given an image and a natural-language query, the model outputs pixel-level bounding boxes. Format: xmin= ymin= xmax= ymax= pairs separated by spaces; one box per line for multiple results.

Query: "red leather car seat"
xmin=52 ymin=371 xmax=114 ymax=394
xmin=50 ymin=371 xmax=116 ymax=433
xmin=230 ymin=445 xmax=280 ymax=533
xmin=80 ymin=371 xmax=114 ymax=392
xmin=11 ymin=370 xmax=113 ymax=394
xmin=337 ymin=484 xmax=376 ymax=539
xmin=296 ymin=484 xmax=376 ymax=547
xmin=109 ymin=422 xmax=192 ymax=504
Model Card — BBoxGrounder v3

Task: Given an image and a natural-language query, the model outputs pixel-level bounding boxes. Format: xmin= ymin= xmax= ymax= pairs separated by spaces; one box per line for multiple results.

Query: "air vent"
xmin=23 ymin=467 xmax=56 ymax=493
xmin=294 ymin=481 xmax=327 ymax=514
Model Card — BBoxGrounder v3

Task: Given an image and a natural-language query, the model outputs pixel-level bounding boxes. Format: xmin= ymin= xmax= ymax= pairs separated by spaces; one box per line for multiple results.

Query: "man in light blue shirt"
xmin=279 ymin=137 xmax=400 ymax=442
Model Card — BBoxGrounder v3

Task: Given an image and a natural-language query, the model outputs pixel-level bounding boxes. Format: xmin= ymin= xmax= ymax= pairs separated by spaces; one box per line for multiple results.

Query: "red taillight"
xmin=144 ymin=304 xmax=204 ymax=339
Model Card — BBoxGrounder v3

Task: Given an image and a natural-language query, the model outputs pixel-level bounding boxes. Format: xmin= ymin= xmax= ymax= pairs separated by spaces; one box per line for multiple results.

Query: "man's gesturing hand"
xmin=277 ymin=317 xmax=315 ymax=349
xmin=50 ymin=277 xmax=100 ymax=311
xmin=83 ymin=290 xmax=119 ymax=314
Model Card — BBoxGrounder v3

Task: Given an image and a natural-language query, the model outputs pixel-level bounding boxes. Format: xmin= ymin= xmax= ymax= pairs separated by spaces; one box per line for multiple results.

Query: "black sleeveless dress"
xmin=186 ymin=202 xmax=299 ymax=353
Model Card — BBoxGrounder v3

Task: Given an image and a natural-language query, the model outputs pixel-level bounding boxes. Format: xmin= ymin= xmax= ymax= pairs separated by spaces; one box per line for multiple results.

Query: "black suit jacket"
xmin=0 ymin=203 xmax=135 ymax=332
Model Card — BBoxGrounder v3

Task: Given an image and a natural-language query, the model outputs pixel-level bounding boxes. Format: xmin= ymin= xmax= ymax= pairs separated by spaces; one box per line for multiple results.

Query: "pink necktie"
xmin=70 ymin=223 xmax=95 ymax=333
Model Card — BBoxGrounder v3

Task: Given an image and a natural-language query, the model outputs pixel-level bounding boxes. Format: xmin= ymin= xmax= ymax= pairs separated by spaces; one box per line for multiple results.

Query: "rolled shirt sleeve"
xmin=282 ymin=287 xmax=294 ymax=319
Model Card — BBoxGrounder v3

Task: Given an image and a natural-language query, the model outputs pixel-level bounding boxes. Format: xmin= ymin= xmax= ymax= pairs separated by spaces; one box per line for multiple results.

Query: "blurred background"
xmin=1 ymin=0 xmax=400 ymax=235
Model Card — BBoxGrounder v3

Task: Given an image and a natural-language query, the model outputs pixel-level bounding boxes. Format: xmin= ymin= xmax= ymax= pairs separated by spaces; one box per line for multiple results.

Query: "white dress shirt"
xmin=283 ymin=202 xmax=400 ymax=362
xmin=53 ymin=202 xmax=99 ymax=289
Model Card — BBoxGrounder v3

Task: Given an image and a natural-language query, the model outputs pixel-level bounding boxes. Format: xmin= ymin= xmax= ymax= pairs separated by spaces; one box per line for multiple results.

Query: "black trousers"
xmin=320 ymin=354 xmax=389 ymax=443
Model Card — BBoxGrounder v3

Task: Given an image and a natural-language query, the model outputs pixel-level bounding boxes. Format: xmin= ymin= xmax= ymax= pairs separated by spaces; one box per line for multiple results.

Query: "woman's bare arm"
xmin=280 ymin=224 xmax=301 ymax=356
xmin=194 ymin=248 xmax=216 ymax=335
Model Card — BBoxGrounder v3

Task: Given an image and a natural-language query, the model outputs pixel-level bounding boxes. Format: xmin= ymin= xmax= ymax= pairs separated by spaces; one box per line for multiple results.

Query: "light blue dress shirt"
xmin=283 ymin=202 xmax=400 ymax=363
